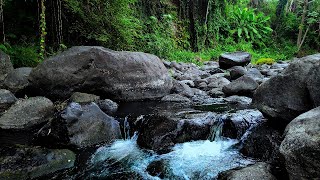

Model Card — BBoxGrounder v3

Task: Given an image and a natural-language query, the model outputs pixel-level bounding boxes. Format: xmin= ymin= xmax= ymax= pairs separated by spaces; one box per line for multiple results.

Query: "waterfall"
xmin=208 ymin=115 xmax=225 ymax=142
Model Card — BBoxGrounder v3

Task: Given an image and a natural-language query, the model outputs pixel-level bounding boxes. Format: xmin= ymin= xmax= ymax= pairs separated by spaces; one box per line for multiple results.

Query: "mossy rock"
xmin=255 ymin=58 xmax=275 ymax=65
xmin=0 ymin=146 xmax=75 ymax=180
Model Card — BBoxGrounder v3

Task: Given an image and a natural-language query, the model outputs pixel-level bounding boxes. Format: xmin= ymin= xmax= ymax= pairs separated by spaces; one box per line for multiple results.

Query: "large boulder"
xmin=4 ymin=67 xmax=32 ymax=94
xmin=280 ymin=107 xmax=320 ymax=180
xmin=0 ymin=146 xmax=75 ymax=180
xmin=29 ymin=46 xmax=172 ymax=101
xmin=219 ymin=52 xmax=251 ymax=69
xmin=0 ymin=50 xmax=14 ymax=86
xmin=253 ymin=54 xmax=320 ymax=125
xmin=223 ymin=75 xmax=258 ymax=97
xmin=0 ymin=97 xmax=54 ymax=129
xmin=0 ymin=89 xmax=17 ymax=113
xmin=218 ymin=162 xmax=277 ymax=180
xmin=61 ymin=102 xmax=121 ymax=148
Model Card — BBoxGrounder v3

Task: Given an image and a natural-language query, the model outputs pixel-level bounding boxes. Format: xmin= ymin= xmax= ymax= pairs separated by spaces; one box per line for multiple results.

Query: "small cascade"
xmin=208 ymin=116 xmax=225 ymax=142
xmin=123 ymin=116 xmax=131 ymax=140
xmin=87 ymin=115 xmax=255 ymax=180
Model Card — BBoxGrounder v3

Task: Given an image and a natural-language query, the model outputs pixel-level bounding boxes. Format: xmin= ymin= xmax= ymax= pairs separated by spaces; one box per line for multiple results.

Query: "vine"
xmin=39 ymin=0 xmax=46 ymax=61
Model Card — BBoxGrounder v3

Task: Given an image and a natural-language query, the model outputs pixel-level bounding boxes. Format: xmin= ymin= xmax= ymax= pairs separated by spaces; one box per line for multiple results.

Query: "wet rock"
xmin=240 ymin=122 xmax=282 ymax=162
xmin=4 ymin=67 xmax=32 ymax=94
xmin=146 ymin=160 xmax=169 ymax=179
xmin=0 ymin=50 xmax=13 ymax=86
xmin=97 ymin=99 xmax=118 ymax=115
xmin=197 ymin=82 xmax=208 ymax=90
xmin=229 ymin=66 xmax=247 ymax=80
xmin=0 ymin=97 xmax=54 ymax=129
xmin=218 ymin=162 xmax=276 ymax=180
xmin=191 ymin=88 xmax=207 ymax=96
xmin=0 ymin=146 xmax=75 ymax=180
xmin=180 ymin=80 xmax=195 ymax=87
xmin=207 ymin=77 xmax=231 ymax=89
xmin=208 ymin=88 xmax=224 ymax=98
xmin=223 ymin=75 xmax=258 ymax=97
xmin=224 ymin=95 xmax=252 ymax=108
xmin=137 ymin=112 xmax=216 ymax=154
xmin=280 ymin=107 xmax=320 ymax=180
xmin=221 ymin=109 xmax=264 ymax=139
xmin=219 ymin=52 xmax=251 ymax=69
xmin=247 ymin=68 xmax=264 ymax=81
xmin=29 ymin=46 xmax=172 ymax=101
xmin=0 ymin=89 xmax=17 ymax=113
xmin=253 ymin=53 xmax=320 ymax=126
xmin=62 ymin=103 xmax=121 ymax=148
xmin=70 ymin=92 xmax=100 ymax=104
xmin=161 ymin=94 xmax=191 ymax=103
xmin=171 ymin=80 xmax=194 ymax=98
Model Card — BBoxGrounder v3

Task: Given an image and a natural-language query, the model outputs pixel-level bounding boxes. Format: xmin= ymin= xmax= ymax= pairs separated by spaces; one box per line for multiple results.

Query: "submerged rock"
xmin=29 ymin=46 xmax=172 ymax=101
xmin=0 ymin=89 xmax=17 ymax=113
xmin=219 ymin=52 xmax=251 ymax=69
xmin=0 ymin=146 xmax=75 ymax=180
xmin=253 ymin=53 xmax=320 ymax=126
xmin=62 ymin=102 xmax=121 ymax=148
xmin=218 ymin=162 xmax=277 ymax=180
xmin=0 ymin=97 xmax=54 ymax=129
xmin=280 ymin=107 xmax=320 ymax=180
xmin=4 ymin=67 xmax=32 ymax=94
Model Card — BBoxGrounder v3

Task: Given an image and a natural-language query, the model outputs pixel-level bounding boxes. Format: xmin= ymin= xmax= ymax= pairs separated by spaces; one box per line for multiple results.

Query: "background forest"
xmin=0 ymin=0 xmax=319 ymax=67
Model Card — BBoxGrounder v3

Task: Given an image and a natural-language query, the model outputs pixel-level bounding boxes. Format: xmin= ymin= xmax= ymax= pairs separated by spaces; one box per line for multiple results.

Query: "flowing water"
xmin=84 ymin=116 xmax=255 ymax=180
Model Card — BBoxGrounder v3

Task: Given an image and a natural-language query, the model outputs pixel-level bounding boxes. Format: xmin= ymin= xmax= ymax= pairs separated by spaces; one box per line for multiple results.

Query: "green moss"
xmin=255 ymin=58 xmax=276 ymax=65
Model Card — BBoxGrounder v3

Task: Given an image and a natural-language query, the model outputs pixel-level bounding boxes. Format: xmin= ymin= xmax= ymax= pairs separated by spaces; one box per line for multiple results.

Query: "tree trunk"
xmin=297 ymin=0 xmax=308 ymax=48
xmin=188 ymin=0 xmax=198 ymax=52
xmin=0 ymin=0 xmax=5 ymax=43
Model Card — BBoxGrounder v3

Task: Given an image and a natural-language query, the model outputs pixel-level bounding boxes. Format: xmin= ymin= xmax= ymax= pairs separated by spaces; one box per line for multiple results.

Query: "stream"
xmin=52 ymin=100 xmax=257 ymax=180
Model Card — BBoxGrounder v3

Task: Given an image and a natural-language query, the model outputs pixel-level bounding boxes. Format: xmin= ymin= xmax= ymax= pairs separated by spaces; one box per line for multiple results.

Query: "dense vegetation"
xmin=0 ymin=0 xmax=319 ymax=67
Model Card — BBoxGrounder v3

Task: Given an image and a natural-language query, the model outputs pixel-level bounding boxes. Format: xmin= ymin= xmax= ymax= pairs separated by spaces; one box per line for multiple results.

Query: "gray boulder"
xmin=223 ymin=75 xmax=258 ymax=97
xmin=4 ymin=67 xmax=32 ymax=93
xmin=0 ymin=50 xmax=13 ymax=86
xmin=253 ymin=54 xmax=320 ymax=125
xmin=0 ymin=97 xmax=54 ymax=129
xmin=280 ymin=107 xmax=320 ymax=180
xmin=218 ymin=162 xmax=276 ymax=180
xmin=219 ymin=52 xmax=251 ymax=69
xmin=0 ymin=146 xmax=75 ymax=180
xmin=229 ymin=66 xmax=247 ymax=80
xmin=171 ymin=80 xmax=194 ymax=97
xmin=0 ymin=89 xmax=17 ymax=113
xmin=61 ymin=102 xmax=121 ymax=148
xmin=29 ymin=46 xmax=172 ymax=101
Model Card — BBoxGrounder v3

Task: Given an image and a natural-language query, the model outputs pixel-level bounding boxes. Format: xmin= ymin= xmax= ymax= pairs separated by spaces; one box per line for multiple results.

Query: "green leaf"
xmin=237 ymin=28 xmax=243 ymax=37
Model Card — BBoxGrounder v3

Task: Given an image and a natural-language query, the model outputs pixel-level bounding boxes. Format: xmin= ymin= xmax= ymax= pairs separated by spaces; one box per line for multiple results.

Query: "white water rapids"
xmin=89 ymin=131 xmax=254 ymax=179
